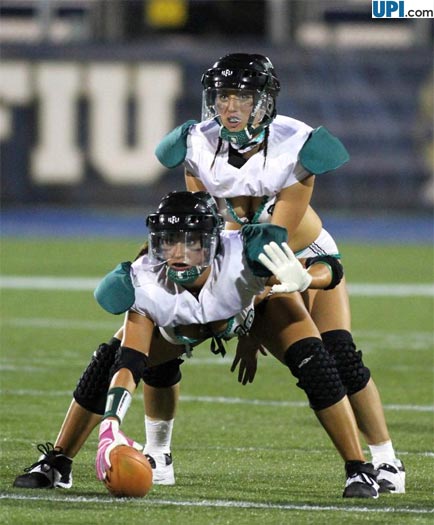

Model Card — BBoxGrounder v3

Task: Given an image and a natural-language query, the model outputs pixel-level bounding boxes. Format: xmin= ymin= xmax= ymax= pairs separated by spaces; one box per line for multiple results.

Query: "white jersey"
xmin=185 ymin=116 xmax=341 ymax=258
xmin=185 ymin=115 xmax=312 ymax=198
xmin=130 ymin=231 xmax=266 ymax=343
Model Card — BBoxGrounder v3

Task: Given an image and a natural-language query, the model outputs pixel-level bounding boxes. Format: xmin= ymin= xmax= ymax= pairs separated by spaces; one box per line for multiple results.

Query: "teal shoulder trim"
xmin=94 ymin=261 xmax=134 ymax=315
xmin=299 ymin=126 xmax=349 ymax=175
xmin=241 ymin=224 xmax=288 ymax=277
xmin=155 ymin=119 xmax=198 ymax=168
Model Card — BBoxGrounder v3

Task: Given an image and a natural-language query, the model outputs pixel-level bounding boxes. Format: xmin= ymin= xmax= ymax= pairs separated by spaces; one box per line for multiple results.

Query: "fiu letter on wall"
xmin=87 ymin=63 xmax=181 ymax=184
xmin=0 ymin=60 xmax=182 ymax=186
xmin=32 ymin=62 xmax=83 ymax=183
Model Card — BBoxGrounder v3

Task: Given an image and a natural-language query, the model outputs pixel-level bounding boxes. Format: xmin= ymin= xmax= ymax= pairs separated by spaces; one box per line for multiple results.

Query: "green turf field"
xmin=1 ymin=239 xmax=433 ymax=524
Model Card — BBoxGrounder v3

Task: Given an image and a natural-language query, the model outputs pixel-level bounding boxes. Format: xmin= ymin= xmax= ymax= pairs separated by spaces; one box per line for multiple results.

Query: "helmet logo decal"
xmin=167 ymin=215 xmax=180 ymax=224
xmin=221 ymin=69 xmax=233 ymax=77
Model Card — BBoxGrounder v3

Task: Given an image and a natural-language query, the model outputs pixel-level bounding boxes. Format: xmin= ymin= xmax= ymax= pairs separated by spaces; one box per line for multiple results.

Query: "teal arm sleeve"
xmin=155 ymin=119 xmax=198 ymax=168
xmin=94 ymin=262 xmax=135 ymax=315
xmin=242 ymin=224 xmax=288 ymax=277
xmin=299 ymin=126 xmax=349 ymax=175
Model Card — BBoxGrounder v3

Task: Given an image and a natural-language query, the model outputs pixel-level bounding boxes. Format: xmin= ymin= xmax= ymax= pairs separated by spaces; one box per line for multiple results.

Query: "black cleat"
xmin=13 ymin=442 xmax=72 ymax=489
xmin=343 ymin=461 xmax=379 ymax=499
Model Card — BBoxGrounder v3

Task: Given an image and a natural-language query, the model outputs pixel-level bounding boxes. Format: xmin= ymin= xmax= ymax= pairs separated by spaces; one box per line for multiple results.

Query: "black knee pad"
xmin=321 ymin=330 xmax=371 ymax=396
xmin=73 ymin=337 xmax=120 ymax=415
xmin=284 ymin=337 xmax=346 ymax=411
xmin=142 ymin=358 xmax=183 ymax=388
xmin=111 ymin=346 xmax=148 ymax=386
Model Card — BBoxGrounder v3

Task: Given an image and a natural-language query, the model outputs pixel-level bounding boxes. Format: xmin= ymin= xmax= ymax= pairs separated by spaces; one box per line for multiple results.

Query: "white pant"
xmin=295 ymin=228 xmax=340 ymax=258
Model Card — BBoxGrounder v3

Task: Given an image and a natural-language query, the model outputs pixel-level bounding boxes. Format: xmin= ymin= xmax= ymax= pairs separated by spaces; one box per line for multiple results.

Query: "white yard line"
xmin=1 ymin=318 xmax=119 ymax=330
xmin=0 ymin=493 xmax=433 ymax=514
xmin=1 ymin=388 xmax=432 ymax=413
xmin=0 ymin=276 xmax=99 ymax=290
xmin=1 ymin=276 xmax=434 ymax=296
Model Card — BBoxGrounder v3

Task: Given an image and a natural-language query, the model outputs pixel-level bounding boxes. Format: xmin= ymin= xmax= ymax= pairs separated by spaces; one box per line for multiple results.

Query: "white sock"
xmin=369 ymin=440 xmax=397 ymax=466
xmin=143 ymin=417 xmax=174 ymax=455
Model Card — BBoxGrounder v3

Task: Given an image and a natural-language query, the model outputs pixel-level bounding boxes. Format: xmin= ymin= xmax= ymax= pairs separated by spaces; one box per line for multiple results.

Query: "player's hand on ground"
xmin=259 ymin=242 xmax=312 ymax=293
xmin=231 ymin=336 xmax=267 ymax=385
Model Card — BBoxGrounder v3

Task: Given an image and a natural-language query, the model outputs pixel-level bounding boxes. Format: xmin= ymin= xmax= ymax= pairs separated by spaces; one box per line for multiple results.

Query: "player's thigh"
xmin=308 ymin=277 xmax=351 ymax=332
xmin=147 ymin=333 xmax=185 ymax=367
xmin=254 ymin=293 xmax=321 ymax=363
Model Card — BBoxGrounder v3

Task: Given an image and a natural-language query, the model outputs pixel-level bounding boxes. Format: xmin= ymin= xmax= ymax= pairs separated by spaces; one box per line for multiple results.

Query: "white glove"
xmin=258 ymin=242 xmax=312 ymax=293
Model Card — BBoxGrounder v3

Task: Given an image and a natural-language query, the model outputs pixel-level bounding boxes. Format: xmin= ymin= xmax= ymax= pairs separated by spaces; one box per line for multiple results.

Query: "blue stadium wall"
xmin=1 ymin=42 xmax=432 ymax=211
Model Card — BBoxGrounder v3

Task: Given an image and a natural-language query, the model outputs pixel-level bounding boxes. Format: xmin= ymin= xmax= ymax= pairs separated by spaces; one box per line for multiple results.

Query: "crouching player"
xmin=94 ymin=191 xmax=380 ymax=498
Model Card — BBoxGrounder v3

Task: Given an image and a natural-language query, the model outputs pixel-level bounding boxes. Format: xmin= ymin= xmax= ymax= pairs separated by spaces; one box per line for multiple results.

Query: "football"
xmin=104 ymin=445 xmax=153 ymax=498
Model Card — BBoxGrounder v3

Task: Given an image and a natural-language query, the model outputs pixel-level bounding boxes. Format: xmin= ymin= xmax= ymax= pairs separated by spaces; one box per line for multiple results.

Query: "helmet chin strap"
xmin=219 ymin=124 xmax=266 ymax=147
xmin=167 ymin=265 xmax=206 ymax=284
xmin=220 ymin=125 xmax=252 ymax=146
xmin=218 ymin=91 xmax=270 ymax=147
xmin=230 ymin=130 xmax=266 ymax=153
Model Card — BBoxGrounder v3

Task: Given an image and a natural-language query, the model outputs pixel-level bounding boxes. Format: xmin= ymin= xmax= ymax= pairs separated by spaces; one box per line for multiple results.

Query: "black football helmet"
xmin=201 ymin=53 xmax=280 ymax=145
xmin=146 ymin=191 xmax=223 ymax=284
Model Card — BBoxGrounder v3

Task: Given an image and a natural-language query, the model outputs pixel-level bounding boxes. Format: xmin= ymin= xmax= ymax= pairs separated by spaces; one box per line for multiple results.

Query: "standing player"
xmin=156 ymin=53 xmax=404 ymax=493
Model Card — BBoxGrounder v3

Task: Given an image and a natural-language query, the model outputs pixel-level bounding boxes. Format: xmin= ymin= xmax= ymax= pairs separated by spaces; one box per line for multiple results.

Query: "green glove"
xmin=242 ymin=224 xmax=288 ymax=277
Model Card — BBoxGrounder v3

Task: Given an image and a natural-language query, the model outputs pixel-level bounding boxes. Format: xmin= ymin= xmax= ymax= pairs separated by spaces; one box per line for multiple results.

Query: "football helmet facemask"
xmin=146 ymin=191 xmax=224 ymax=284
